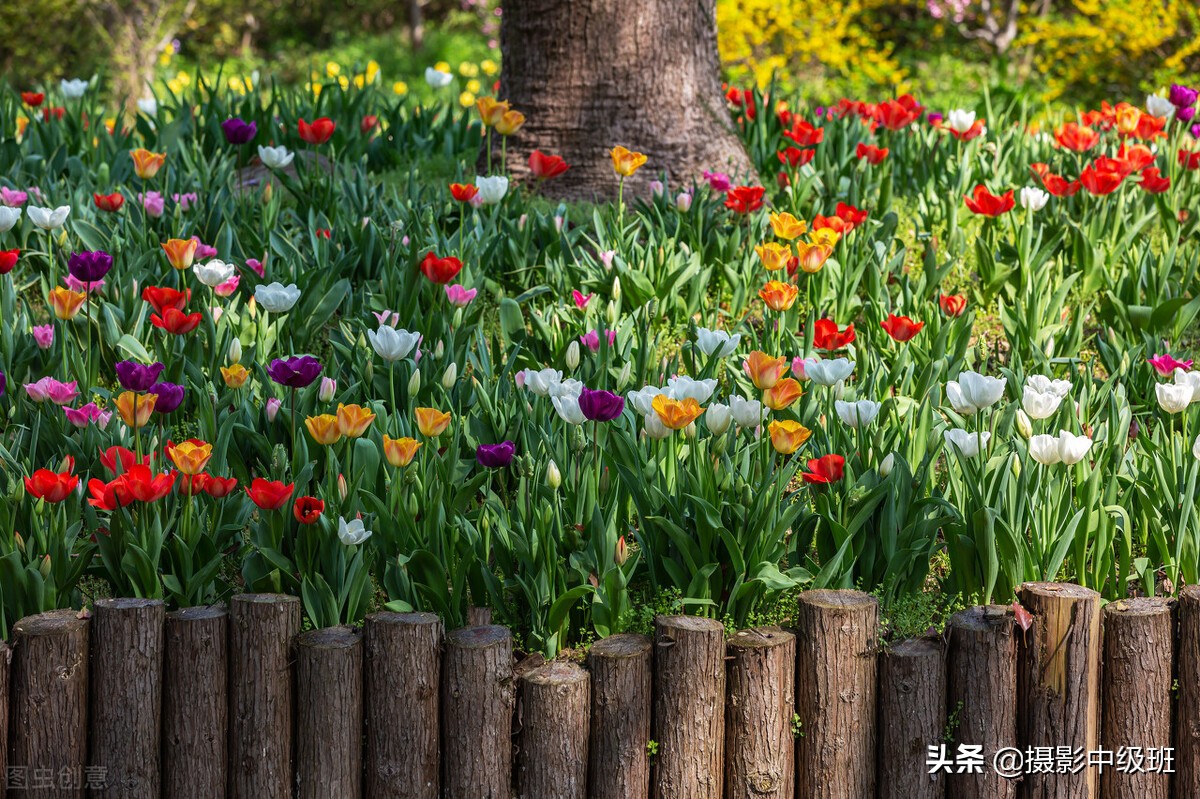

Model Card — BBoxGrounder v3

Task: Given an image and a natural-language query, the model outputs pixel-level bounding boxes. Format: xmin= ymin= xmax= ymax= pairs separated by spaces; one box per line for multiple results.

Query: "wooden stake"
xmin=163 ymin=604 xmax=228 ymax=799
xmin=725 ymin=626 xmax=795 ymax=799
xmin=877 ymin=637 xmax=946 ymax=799
xmin=295 ymin=626 xmax=364 ymax=799
xmin=441 ymin=625 xmax=514 ymax=799
xmin=517 ymin=661 xmax=589 ymax=798
xmin=588 ymin=633 xmax=652 ymax=799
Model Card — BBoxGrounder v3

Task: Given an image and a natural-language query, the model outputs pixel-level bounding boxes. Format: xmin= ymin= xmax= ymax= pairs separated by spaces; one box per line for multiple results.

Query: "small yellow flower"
xmin=466 ymin=79 xmax=481 ymax=94
xmin=221 ymin=364 xmax=250 ymax=388
xmin=415 ymin=407 xmax=452 ymax=437
xmin=434 ymin=61 xmax=451 ymax=73
xmin=116 ymin=391 xmax=157 ymax=429
xmin=337 ymin=403 xmax=376 ymax=437
xmin=383 ymin=436 xmax=422 ymax=468
xmin=459 ymin=92 xmax=477 ymax=108
xmin=326 ymin=61 xmax=341 ymax=77
xmin=480 ymin=59 xmax=499 ymax=76
xmin=392 ymin=81 xmax=409 ymax=96
xmin=769 ymin=212 xmax=807 ymax=240
xmin=610 ymin=145 xmax=648 ymax=177
xmin=48 ymin=287 xmax=87 ymax=320
xmin=306 ymin=414 xmax=343 ymax=445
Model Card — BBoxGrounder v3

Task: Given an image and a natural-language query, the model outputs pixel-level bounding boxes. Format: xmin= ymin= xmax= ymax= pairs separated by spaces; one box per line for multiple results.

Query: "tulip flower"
xmin=806 ymin=358 xmax=855 ymax=387
xmin=1022 ymin=386 xmax=1066 ymax=420
xmin=337 ymin=403 xmax=376 ymax=437
xmin=521 ymin=368 xmax=564 ymax=397
xmin=1148 ymin=353 xmax=1193 ymax=377
xmin=368 ymin=325 xmax=421 ymax=361
xmin=880 ymin=314 xmax=924 ymax=342
xmin=142 ymin=286 xmax=190 ymax=314
xmin=130 ymin=148 xmax=166 ymax=179
xmin=254 ymin=282 xmax=301 ymax=313
xmin=1173 ymin=369 xmax=1200 ymax=403
xmin=759 ymin=281 xmax=799 ymax=312
xmin=495 ymin=110 xmax=525 ymax=136
xmin=293 ymin=496 xmax=324 ymax=525
xmin=425 ymin=67 xmax=453 ymax=88
xmin=529 ymin=150 xmax=569 ymax=180
xmin=420 ymin=252 xmax=464 ymax=284
xmin=675 ymin=191 xmax=693 ymax=212
xmin=0 ymin=248 xmax=16 ymax=276
xmin=755 ymin=242 xmax=792 ymax=272
xmin=161 ymin=238 xmax=198 ymax=271
xmin=193 ymin=259 xmax=236 ymax=287
xmin=60 ymin=79 xmax=88 ymax=98
xmin=28 ymin=205 xmax=70 ymax=229
xmin=221 ymin=118 xmax=257 ymax=145
xmin=0 ymin=206 xmax=20 ymax=232
xmin=794 ymin=241 xmax=833 ymax=274
xmin=139 ymin=192 xmax=165 ymax=218
xmin=298 ymin=117 xmax=336 ymax=145
xmin=305 ymin=414 xmax=342 ymax=445
xmin=474 ymin=175 xmax=509 ymax=204
xmin=151 ymin=308 xmax=202 ymax=335
xmin=25 ymin=466 xmax=79 ymax=503
xmin=1139 ymin=167 xmax=1171 ymax=193
xmin=763 ymin=378 xmax=803 ymax=410
xmin=876 ymin=96 xmax=920 ymax=130
xmin=946 ymin=371 xmax=1007 ymax=414
xmin=115 ymin=361 xmax=165 ymax=392
xmin=610 ymin=146 xmax=648 ymax=177
xmin=729 ymin=395 xmax=766 ymax=429
xmin=166 ymin=439 xmax=213 ymax=475
xmin=449 ymin=183 xmax=479 ymax=203
xmin=246 ymin=478 xmax=294 ymax=510
xmin=940 ymin=294 xmax=967 ymax=317
xmin=695 ymin=328 xmax=740 ymax=358
xmin=93 ymin=193 xmax=124 ymax=212
xmin=744 ymin=351 xmax=789 ymax=390
xmin=477 ymin=441 xmax=516 ymax=468
xmin=267 ymin=356 xmax=322 ymax=388
xmin=1156 ymin=382 xmax=1192 ymax=414
xmin=1019 ymin=187 xmax=1049 ymax=211
xmin=551 ymin=381 xmax=588 ymax=425
xmin=835 ymin=399 xmax=880 ymax=428
xmin=724 ymin=186 xmax=765 ymax=214
xmin=258 ymin=145 xmax=295 ymax=169
xmin=812 ymin=319 xmax=855 ymax=350
xmin=24 ymin=377 xmax=79 ymax=405
xmin=415 ymin=407 xmax=452 ymax=437
xmin=579 ymin=329 xmax=617 ymax=353
xmin=48 ymin=287 xmax=86 ymax=320
xmin=768 ymin=420 xmax=812 ymax=455
xmin=1030 ymin=430 xmax=1093 ymax=466
xmin=579 ymin=388 xmax=625 ymax=422
xmin=652 ymin=395 xmax=704 ymax=430
xmin=1054 ymin=123 xmax=1100 ymax=152
xmin=32 ymin=324 xmax=54 ymax=349
xmin=338 ymin=517 xmax=373 ymax=545
xmin=706 ymin=403 xmax=732 ymax=435
xmin=964 ymin=185 xmax=1015 ymax=216
xmin=802 ymin=454 xmax=846 ymax=484
xmin=777 ymin=147 xmax=814 ymax=169
xmin=116 ymin=391 xmax=157 ymax=429
xmin=63 ymin=402 xmax=112 ymax=430
xmin=149 ymin=382 xmax=185 ymax=414
xmin=666 ymin=376 xmax=717 ymax=403
xmin=944 ymin=429 xmax=990 ymax=457
xmin=855 ymin=143 xmax=888 ymax=165
xmin=221 ymin=364 xmax=250 ymax=388
xmin=1080 ymin=164 xmax=1123 ymax=195
xmin=383 ymin=436 xmax=422 ymax=468
xmin=769 ymin=212 xmax=808 ymax=240
xmin=99 ymin=446 xmax=150 ymax=476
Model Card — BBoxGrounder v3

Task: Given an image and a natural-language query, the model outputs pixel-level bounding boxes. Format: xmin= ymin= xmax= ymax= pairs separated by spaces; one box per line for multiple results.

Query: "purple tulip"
xmin=67 ymin=250 xmax=113 ymax=284
xmin=579 ymin=387 xmax=625 ymax=422
xmin=267 ymin=355 xmax=322 ymax=388
xmin=1192 ymin=124 xmax=1200 ymax=140
xmin=476 ymin=441 xmax=515 ymax=468
xmin=0 ymin=369 xmax=5 ymax=397
xmin=115 ymin=361 xmax=165 ymax=392
xmin=927 ymin=112 xmax=944 ymax=126
xmin=1169 ymin=84 xmax=1198 ymax=109
xmin=1179 ymin=106 xmax=1197 ymax=123
xmin=221 ymin=117 xmax=257 ymax=145
xmin=149 ymin=382 xmax=185 ymax=414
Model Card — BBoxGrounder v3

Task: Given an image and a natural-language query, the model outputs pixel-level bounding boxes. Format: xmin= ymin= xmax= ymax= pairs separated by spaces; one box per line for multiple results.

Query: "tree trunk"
xmin=295 ymin=626 xmax=364 ymax=799
xmin=877 ymin=637 xmax=946 ymax=799
xmin=364 ymin=611 xmax=442 ymax=799
xmin=441 ymin=625 xmax=514 ymax=799
xmin=724 ymin=626 xmax=795 ymax=799
xmin=587 ymin=633 xmax=652 ymax=799
xmin=163 ymin=604 xmax=228 ymax=799
xmin=228 ymin=594 xmax=301 ymax=799
xmin=1179 ymin=586 xmax=1200 ymax=794
xmin=0 ymin=640 xmax=8 ymax=799
xmin=88 ymin=598 xmax=165 ymax=799
xmin=946 ymin=606 xmax=1018 ymax=799
xmin=516 ymin=661 xmax=590 ymax=798
xmin=8 ymin=610 xmax=89 ymax=799
xmin=653 ymin=615 xmax=726 ymax=799
xmin=498 ymin=0 xmax=755 ymax=200
xmin=1100 ymin=597 xmax=1172 ymax=799
xmin=794 ymin=590 xmax=878 ymax=799
xmin=1017 ymin=582 xmax=1101 ymax=799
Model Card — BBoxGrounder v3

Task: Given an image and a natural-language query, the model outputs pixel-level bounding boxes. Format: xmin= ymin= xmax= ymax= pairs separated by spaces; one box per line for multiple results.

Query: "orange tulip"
xmin=167 ymin=439 xmax=213 ymax=475
xmin=383 ymin=435 xmax=422 ymax=467
xmin=763 ymin=378 xmax=803 ymax=410
xmin=116 ymin=391 xmax=157 ymax=429
xmin=769 ymin=212 xmax=807 ymax=240
xmin=768 ymin=419 xmax=812 ymax=454
xmin=48 ymin=287 xmax=87 ymax=320
xmin=305 ymin=414 xmax=343 ymax=445
xmin=336 ymin=403 xmax=376 ymax=437
xmin=476 ymin=97 xmax=510 ymax=128
xmin=759 ymin=280 xmax=799 ymax=312
xmin=755 ymin=242 xmax=791 ymax=272
xmin=610 ymin=145 xmax=648 ymax=177
xmin=651 ymin=395 xmax=705 ymax=430
xmin=130 ymin=148 xmax=166 ymax=179
xmin=415 ymin=407 xmax=452 ymax=437
xmin=162 ymin=238 xmax=198 ymax=271
xmin=744 ymin=351 xmax=788 ymax=390
xmin=494 ymin=110 xmax=525 ymax=136
xmin=795 ymin=241 xmax=833 ymax=274
xmin=220 ymin=364 xmax=250 ymax=388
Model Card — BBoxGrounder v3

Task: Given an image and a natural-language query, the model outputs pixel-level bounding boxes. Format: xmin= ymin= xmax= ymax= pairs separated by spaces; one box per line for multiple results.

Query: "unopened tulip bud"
xmin=547 ymin=459 xmax=561 ymax=490
xmin=616 ymin=362 xmax=632 ymax=390
xmin=650 ymin=180 xmax=664 ymax=198
xmin=554 ymin=215 xmax=564 ymax=231
xmin=434 ymin=340 xmax=445 ymax=359
xmin=40 ymin=555 xmax=51 ymax=578
xmin=675 ymin=191 xmax=693 ymax=212
xmin=833 ymin=379 xmax=846 ymax=400
xmin=14 ymin=531 xmax=25 ymax=554
xmin=599 ymin=467 xmax=610 ymax=494
xmin=1016 ymin=409 xmax=1033 ymax=440
xmin=566 ymin=341 xmax=580 ymax=371
xmin=615 ymin=535 xmax=629 ymax=566
xmin=266 ymin=397 xmax=282 ymax=422
xmin=318 ymin=377 xmax=337 ymax=403
xmin=612 ymin=275 xmax=622 ymax=302
xmin=685 ymin=421 xmax=697 ymax=439
xmin=228 ymin=338 xmax=242 ymax=364
xmin=518 ymin=214 xmax=528 ymax=231
xmin=408 ymin=368 xmax=421 ymax=395
xmin=407 ymin=493 xmax=419 ymax=517
xmin=441 ymin=363 xmax=458 ymax=389
xmin=338 ymin=473 xmax=348 ymax=501
xmin=879 ymin=452 xmax=895 ymax=478
xmin=1010 ymin=452 xmax=1021 ymax=478
xmin=606 ymin=302 xmax=618 ymax=325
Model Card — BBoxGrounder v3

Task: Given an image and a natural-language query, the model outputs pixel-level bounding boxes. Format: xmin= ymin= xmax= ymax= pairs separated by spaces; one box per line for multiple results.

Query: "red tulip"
xmin=176 ymin=473 xmax=210 ymax=496
xmin=835 ymin=202 xmax=869 ymax=231
xmin=246 ymin=478 xmax=294 ymax=510
xmin=1079 ymin=164 xmax=1123 ymax=195
xmin=1032 ymin=167 xmax=1081 ymax=197
xmin=964 ymin=185 xmax=1014 ymax=216
xmin=88 ymin=477 xmax=135 ymax=511
xmin=25 ymin=467 xmax=79 ymax=503
xmin=724 ymin=186 xmax=764 ymax=214
xmin=21 ymin=92 xmax=44 ymax=107
xmin=782 ymin=119 xmax=824 ymax=147
xmin=315 ymin=228 xmax=332 ymax=239
xmin=802 ymin=454 xmax=845 ymax=484
xmin=777 ymin=146 xmax=814 ymax=168
xmin=449 ymin=183 xmax=479 ymax=203
xmin=117 ymin=465 xmax=177 ymax=503
xmin=420 ymin=252 xmax=464 ymax=284
xmin=939 ymin=294 xmax=967 ymax=317
xmin=293 ymin=496 xmax=325 ymax=524
xmin=42 ymin=106 xmax=65 ymax=122
xmin=360 ymin=114 xmax=379 ymax=134
xmin=99 ymin=446 xmax=150 ymax=475
xmin=204 ymin=476 xmax=239 ymax=498
xmin=0 ymin=248 xmax=18 ymax=275
xmin=1179 ymin=150 xmax=1200 ymax=171
xmin=880 ymin=313 xmax=924 ymax=342
xmin=1054 ymin=122 xmax=1100 ymax=153
xmin=1139 ymin=167 xmax=1171 ymax=194
xmin=151 ymin=308 xmax=203 ymax=335
xmin=93 ymin=192 xmax=125 ymax=212
xmin=529 ymin=150 xmax=570 ymax=180
xmin=142 ymin=286 xmax=191 ymax=314
xmin=811 ymin=318 xmax=855 ymax=351
xmin=298 ymin=117 xmax=335 ymax=145
xmin=875 ymin=98 xmax=919 ymax=131
xmin=855 ymin=143 xmax=888 ymax=165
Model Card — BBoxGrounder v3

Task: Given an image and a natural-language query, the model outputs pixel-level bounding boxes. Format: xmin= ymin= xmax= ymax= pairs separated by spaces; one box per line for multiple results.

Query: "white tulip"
xmin=546 ymin=460 xmax=562 ymax=489
xmin=521 ymin=368 xmax=563 ymax=397
xmin=254 ymin=282 xmax=301 ymax=313
xmin=257 ymin=145 xmax=295 ymax=169
xmin=60 ymin=79 xmax=89 ymax=99
xmin=1174 ymin=368 xmax=1200 ymax=403
xmin=441 ymin=363 xmax=458 ymax=389
xmin=806 ymin=358 xmax=855 ymax=386
xmin=627 ymin=385 xmax=666 ymax=416
xmin=137 ymin=97 xmax=157 ymax=116
xmin=1057 ymin=430 xmax=1093 ymax=465
xmin=565 ymin=341 xmax=580 ymax=370
xmin=944 ymin=429 xmax=990 ymax=458
xmin=1019 ymin=187 xmax=1049 ymax=212
xmin=0 ymin=206 xmax=20 ymax=232
xmin=1147 ymin=94 xmax=1175 ymax=119
xmin=946 ymin=109 xmax=977 ymax=134
xmin=878 ymin=453 xmax=895 ymax=478
xmin=1029 ymin=433 xmax=1062 ymax=465
xmin=1026 ymin=374 xmax=1072 ymax=397
xmin=695 ymin=328 xmax=740 ymax=357
xmin=368 ymin=326 xmax=420 ymax=361
xmin=27 ymin=205 xmax=70 ymax=230
xmin=706 ymin=402 xmax=732 ymax=435
xmin=954 ymin=371 xmax=1007 ymax=411
xmin=424 ymin=67 xmax=454 ymax=88
xmin=945 ymin=381 xmax=976 ymax=416
xmin=228 ymin=338 xmax=242 ymax=364
xmin=475 ymin=175 xmax=509 ymax=205
xmin=643 ymin=412 xmax=672 ymax=439
xmin=1022 ymin=387 xmax=1065 ymax=420
xmin=1156 ymin=382 xmax=1192 ymax=414
xmin=1194 ymin=434 xmax=1200 ymax=461
xmin=193 ymin=259 xmax=236 ymax=287
xmin=337 ymin=517 xmax=372 ymax=546
xmin=1016 ymin=409 xmax=1033 ymax=439
xmin=667 ymin=375 xmax=717 ymax=403
xmin=835 ymin=399 xmax=880 ymax=428
xmin=729 ymin=394 xmax=765 ymax=429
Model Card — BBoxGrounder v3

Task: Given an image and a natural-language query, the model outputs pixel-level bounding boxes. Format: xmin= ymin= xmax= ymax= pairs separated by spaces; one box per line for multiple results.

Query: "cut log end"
xmin=446 ymin=623 xmax=511 ymax=649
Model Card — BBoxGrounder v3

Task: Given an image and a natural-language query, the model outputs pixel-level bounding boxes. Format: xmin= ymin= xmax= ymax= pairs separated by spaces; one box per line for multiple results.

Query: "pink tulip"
xmin=580 ymin=329 xmax=617 ymax=353
xmin=25 ymin=377 xmax=79 ymax=405
xmin=246 ymin=258 xmax=266 ymax=278
xmin=792 ymin=356 xmax=818 ymax=381
xmin=64 ymin=402 xmax=112 ymax=429
xmin=0 ymin=187 xmax=27 ymax=207
xmin=469 ymin=193 xmax=484 ymax=209
xmin=675 ymin=191 xmax=693 ymax=212
xmin=650 ymin=180 xmax=664 ymax=197
xmin=703 ymin=170 xmax=732 ymax=193
xmin=210 ymin=307 xmax=224 ymax=323
xmin=266 ymin=397 xmax=282 ymax=422
xmin=572 ymin=290 xmax=593 ymax=310
xmin=1148 ymin=353 xmax=1193 ymax=377
xmin=599 ymin=250 xmax=615 ymax=270
xmin=139 ymin=191 xmax=165 ymax=218
xmin=191 ymin=236 xmax=217 ymax=259
xmin=32 ymin=324 xmax=54 ymax=350
xmin=445 ymin=284 xmax=477 ymax=307
xmin=214 ymin=274 xmax=240 ymax=297
xmin=63 ymin=274 xmax=104 ymax=294
xmin=174 ymin=193 xmax=200 ymax=212
xmin=373 ymin=309 xmax=401 ymax=326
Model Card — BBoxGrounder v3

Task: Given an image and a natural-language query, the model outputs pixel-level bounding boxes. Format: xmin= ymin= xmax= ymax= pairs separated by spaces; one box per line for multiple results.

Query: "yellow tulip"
xmin=167 ymin=440 xmax=213 ymax=475
xmin=610 ymin=145 xmax=648 ymax=177
xmin=306 ymin=414 xmax=343 ymax=445
xmin=768 ymin=419 xmax=812 ymax=454
xmin=758 ymin=280 xmax=799 ymax=312
xmin=220 ymin=364 xmax=250 ymax=388
xmin=336 ymin=403 xmax=376 ymax=437
xmin=130 ymin=148 xmax=166 ymax=180
xmin=495 ymin=110 xmax=525 ymax=136
xmin=48 ymin=287 xmax=87 ymax=320
xmin=415 ymin=407 xmax=452 ymax=437
xmin=755 ymin=242 xmax=792 ymax=272
xmin=116 ymin=391 xmax=157 ymax=429
xmin=651 ymin=395 xmax=705 ymax=431
xmin=476 ymin=97 xmax=510 ymax=128
xmin=769 ymin=212 xmax=808 ymax=240
xmin=383 ymin=436 xmax=422 ymax=468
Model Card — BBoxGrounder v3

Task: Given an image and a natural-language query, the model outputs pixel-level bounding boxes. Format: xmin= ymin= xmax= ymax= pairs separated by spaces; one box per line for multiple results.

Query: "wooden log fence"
xmin=0 ymin=583 xmax=1187 ymax=798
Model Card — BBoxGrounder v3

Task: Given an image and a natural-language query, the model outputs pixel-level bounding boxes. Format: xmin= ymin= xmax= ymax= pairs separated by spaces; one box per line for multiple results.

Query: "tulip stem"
xmin=290 ymin=386 xmax=298 ymax=462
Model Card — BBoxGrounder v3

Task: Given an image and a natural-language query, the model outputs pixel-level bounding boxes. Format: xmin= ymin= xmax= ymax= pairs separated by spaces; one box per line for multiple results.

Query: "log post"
xmin=1017 ymin=582 xmax=1101 ymax=799
xmin=517 ymin=661 xmax=590 ymax=798
xmin=228 ymin=594 xmax=301 ymax=799
xmin=725 ymin=626 xmax=795 ymax=799
xmin=441 ymin=625 xmax=514 ymax=799
xmin=467 ymin=607 xmax=493 ymax=626
xmin=1101 ymin=597 xmax=1172 ymax=799
xmin=0 ymin=640 xmax=10 ymax=799
xmin=295 ymin=626 xmax=364 ymax=799
xmin=364 ymin=612 xmax=442 ymax=799
xmin=794 ymin=590 xmax=878 ymax=799
xmin=653 ymin=615 xmax=726 ymax=799
xmin=88 ymin=598 xmax=165 ymax=799
xmin=1177 ymin=586 xmax=1200 ymax=795
xmin=8 ymin=610 xmax=89 ymax=799
xmin=877 ymin=637 xmax=946 ymax=799
xmin=163 ymin=604 xmax=228 ymax=799
xmin=946 ymin=606 xmax=1018 ymax=799
xmin=588 ymin=633 xmax=652 ymax=799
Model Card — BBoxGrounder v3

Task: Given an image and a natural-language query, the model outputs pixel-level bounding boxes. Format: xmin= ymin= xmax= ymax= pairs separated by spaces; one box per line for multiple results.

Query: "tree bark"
xmin=1178 ymin=586 xmax=1200 ymax=795
xmin=1017 ymin=582 xmax=1101 ymax=799
xmin=587 ymin=633 xmax=652 ymax=799
xmin=653 ymin=615 xmax=726 ymax=799
xmin=8 ymin=610 xmax=89 ymax=799
xmin=163 ymin=604 xmax=228 ymax=799
xmin=364 ymin=611 xmax=442 ymax=799
xmin=295 ymin=626 xmax=364 ymax=799
xmin=946 ymin=606 xmax=1019 ymax=799
xmin=794 ymin=589 xmax=878 ymax=799
xmin=877 ymin=637 xmax=946 ymax=799
xmin=228 ymin=594 xmax=301 ymax=799
xmin=724 ymin=626 xmax=795 ymax=799
xmin=441 ymin=625 xmax=514 ymax=799
xmin=88 ymin=598 xmax=165 ymax=799
xmin=1100 ymin=597 xmax=1172 ymax=799
xmin=498 ymin=0 xmax=755 ymax=200
xmin=0 ymin=640 xmax=8 ymax=799
xmin=516 ymin=661 xmax=590 ymax=798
